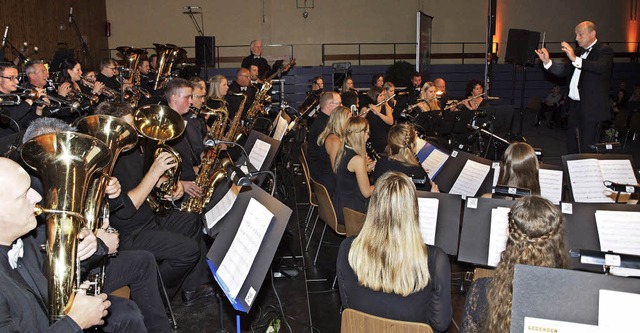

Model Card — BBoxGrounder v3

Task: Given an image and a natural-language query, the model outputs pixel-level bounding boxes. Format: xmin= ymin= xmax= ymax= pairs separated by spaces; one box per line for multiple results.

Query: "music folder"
xmin=207 ymin=183 xmax=292 ymax=312
xmin=432 ymin=149 xmax=493 ymax=197
xmin=416 ymin=191 xmax=462 ymax=256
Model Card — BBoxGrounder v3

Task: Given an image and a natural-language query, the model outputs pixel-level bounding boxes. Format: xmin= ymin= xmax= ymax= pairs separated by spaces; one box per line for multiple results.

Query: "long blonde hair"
xmin=207 ymin=74 xmax=227 ymax=99
xmin=317 ymin=106 xmax=351 ymax=147
xmin=348 ymin=172 xmax=430 ymax=296
xmin=385 ymin=123 xmax=419 ymax=167
xmin=420 ymin=82 xmax=440 ymax=111
xmin=498 ymin=142 xmax=541 ymax=195
xmin=334 ymin=117 xmax=369 ymax=173
xmin=485 ymin=196 xmax=568 ymax=332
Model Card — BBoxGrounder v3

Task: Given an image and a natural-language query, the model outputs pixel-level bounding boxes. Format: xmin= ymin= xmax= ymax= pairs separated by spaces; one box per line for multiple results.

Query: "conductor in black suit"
xmin=535 ymin=21 xmax=613 ymax=153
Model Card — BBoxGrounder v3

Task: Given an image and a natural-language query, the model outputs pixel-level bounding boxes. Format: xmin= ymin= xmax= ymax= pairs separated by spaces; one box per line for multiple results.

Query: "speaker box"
xmin=332 ymin=71 xmax=351 ymax=90
xmin=195 ymin=36 xmax=215 ymax=67
xmin=504 ymin=29 xmax=540 ymax=65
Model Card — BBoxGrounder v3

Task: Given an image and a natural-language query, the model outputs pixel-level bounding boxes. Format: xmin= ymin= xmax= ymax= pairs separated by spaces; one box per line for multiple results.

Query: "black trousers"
xmin=104 ymin=250 xmax=172 ymax=333
xmin=567 ymin=100 xmax=601 ymax=154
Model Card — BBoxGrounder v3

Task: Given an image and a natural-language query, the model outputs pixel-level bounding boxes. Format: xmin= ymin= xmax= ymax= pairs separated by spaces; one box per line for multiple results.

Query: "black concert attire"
xmin=544 ymin=41 xmax=613 ymax=153
xmin=340 ymin=90 xmax=360 ymax=111
xmin=0 ymin=100 xmax=39 ymax=138
xmin=242 ymin=54 xmax=270 ymax=79
xmin=299 ymin=89 xmax=323 ymax=115
xmin=337 ymin=237 xmax=453 ymax=332
xmin=226 ymin=81 xmax=257 ymax=122
xmin=365 ymin=105 xmax=392 ymax=153
xmin=306 ymin=111 xmax=335 ymax=195
xmin=110 ymin=146 xmax=211 ymax=299
xmin=459 ymin=277 xmax=490 ymax=332
xmin=372 ymin=157 xmax=432 ymax=191
xmin=23 ymin=82 xmax=79 ymax=122
xmin=96 ymin=73 xmax=121 ymax=92
xmin=332 ymin=147 xmax=368 ymax=224
xmin=0 ymin=236 xmax=147 ymax=332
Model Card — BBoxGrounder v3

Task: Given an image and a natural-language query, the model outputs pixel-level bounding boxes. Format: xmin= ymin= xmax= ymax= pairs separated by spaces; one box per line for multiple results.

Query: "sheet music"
xmin=216 ymin=198 xmax=273 ymax=299
xmin=204 ymin=185 xmax=240 ymax=229
xmin=566 ymin=159 xmax=611 ymax=203
xmin=598 ymin=290 xmax=640 ymax=330
xmin=539 ymin=169 xmax=564 ymax=204
xmin=417 ymin=197 xmax=439 ymax=245
xmin=491 ymin=162 xmax=500 ymax=187
xmin=599 ymin=159 xmax=638 ymax=186
xmin=523 ymin=317 xmax=599 ymax=333
xmin=449 ymin=160 xmax=491 ymax=197
xmin=487 ymin=207 xmax=510 ymax=267
xmin=595 ymin=210 xmax=640 ymax=256
xmin=248 ymin=139 xmax=270 ymax=170
xmin=272 ymin=114 xmax=288 ymax=141
xmin=420 ymin=148 xmax=449 ymax=180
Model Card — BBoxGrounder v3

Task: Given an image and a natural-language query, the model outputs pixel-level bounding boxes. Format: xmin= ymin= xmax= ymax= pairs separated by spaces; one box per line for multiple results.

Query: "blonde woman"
xmin=373 ymin=124 xmax=435 ymax=192
xmin=317 ymin=106 xmax=351 ymax=170
xmin=332 ymin=117 xmax=375 ymax=223
xmin=336 ymin=172 xmax=452 ymax=331
xmin=460 ymin=196 xmax=568 ymax=332
xmin=417 ymin=81 xmax=442 ymax=112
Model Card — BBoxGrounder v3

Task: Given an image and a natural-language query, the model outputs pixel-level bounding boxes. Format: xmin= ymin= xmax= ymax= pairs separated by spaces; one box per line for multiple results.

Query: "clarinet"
xmin=366 ymin=140 xmax=381 ymax=162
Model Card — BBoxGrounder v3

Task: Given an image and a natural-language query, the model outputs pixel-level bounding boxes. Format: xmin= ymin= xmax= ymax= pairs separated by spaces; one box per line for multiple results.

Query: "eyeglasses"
xmin=192 ymin=94 xmax=206 ymax=99
xmin=0 ymin=75 xmax=19 ymax=81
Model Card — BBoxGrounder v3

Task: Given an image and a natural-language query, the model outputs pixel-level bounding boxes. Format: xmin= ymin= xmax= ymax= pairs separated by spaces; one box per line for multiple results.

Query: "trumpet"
xmin=80 ymin=77 xmax=120 ymax=100
xmin=15 ymin=86 xmax=82 ymax=112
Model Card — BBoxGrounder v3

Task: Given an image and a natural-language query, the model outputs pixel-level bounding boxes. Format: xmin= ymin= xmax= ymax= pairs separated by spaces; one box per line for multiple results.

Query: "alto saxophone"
xmin=225 ymin=92 xmax=248 ymax=143
xmin=181 ymin=100 xmax=230 ymax=213
xmin=244 ymin=81 xmax=272 ymax=131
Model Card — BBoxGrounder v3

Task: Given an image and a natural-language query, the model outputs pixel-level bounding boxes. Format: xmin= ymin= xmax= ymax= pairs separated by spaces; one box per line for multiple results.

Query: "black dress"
xmin=332 ymin=147 xmax=369 ymax=223
xmin=366 ymin=104 xmax=392 ymax=153
xmin=336 ymin=237 xmax=453 ymax=332
xmin=373 ymin=157 xmax=432 ymax=191
xmin=459 ymin=277 xmax=491 ymax=333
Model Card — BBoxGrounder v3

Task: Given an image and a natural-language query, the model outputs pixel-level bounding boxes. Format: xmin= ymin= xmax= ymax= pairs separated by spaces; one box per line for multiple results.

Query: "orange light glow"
xmin=628 ymin=20 xmax=639 ymax=53
xmin=493 ymin=2 xmax=503 ymax=53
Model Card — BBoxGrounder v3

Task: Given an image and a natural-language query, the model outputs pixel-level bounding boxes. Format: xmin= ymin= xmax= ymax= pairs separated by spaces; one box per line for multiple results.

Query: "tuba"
xmin=181 ymin=100 xmax=229 ymax=213
xmin=21 ymin=132 xmax=111 ymax=323
xmin=133 ymin=104 xmax=186 ymax=215
xmin=75 ymin=115 xmax=138 ymax=232
xmin=152 ymin=43 xmax=183 ymax=90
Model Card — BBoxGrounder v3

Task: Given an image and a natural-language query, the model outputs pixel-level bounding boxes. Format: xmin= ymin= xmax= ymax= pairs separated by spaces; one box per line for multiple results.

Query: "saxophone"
xmin=180 ymin=100 xmax=230 ymax=213
xmin=243 ymin=80 xmax=272 ymax=132
xmin=225 ymin=92 xmax=249 ymax=143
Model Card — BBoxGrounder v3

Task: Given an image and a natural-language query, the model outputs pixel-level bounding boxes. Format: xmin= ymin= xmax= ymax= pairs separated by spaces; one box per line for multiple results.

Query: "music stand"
xmin=236 ymin=130 xmax=281 ymax=186
xmin=433 ymin=149 xmax=493 ymax=197
xmin=416 ymin=191 xmax=462 ymax=256
xmin=561 ymin=153 xmax=638 ymax=202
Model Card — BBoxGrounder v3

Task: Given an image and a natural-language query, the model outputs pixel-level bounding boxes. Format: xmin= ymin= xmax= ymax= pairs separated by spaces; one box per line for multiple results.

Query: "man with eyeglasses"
xmin=0 ymin=62 xmax=41 ymax=138
xmin=96 ymin=58 xmax=123 ymax=93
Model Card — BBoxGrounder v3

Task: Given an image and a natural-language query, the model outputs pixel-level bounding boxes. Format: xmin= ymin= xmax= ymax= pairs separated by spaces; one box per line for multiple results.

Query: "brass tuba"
xmin=75 ymin=115 xmax=139 ymax=232
xmin=181 ymin=100 xmax=229 ymax=213
xmin=116 ymin=46 xmax=150 ymax=107
xmin=133 ymin=104 xmax=186 ymax=215
xmin=21 ymin=132 xmax=112 ymax=323
xmin=152 ymin=43 xmax=183 ymax=90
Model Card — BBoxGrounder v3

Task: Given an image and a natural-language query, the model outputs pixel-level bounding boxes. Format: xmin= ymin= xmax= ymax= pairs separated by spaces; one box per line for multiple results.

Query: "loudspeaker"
xmin=195 ymin=36 xmax=215 ymax=67
xmin=489 ymin=0 xmax=497 ymax=36
xmin=332 ymin=71 xmax=351 ymax=90
xmin=504 ymin=29 xmax=540 ymax=65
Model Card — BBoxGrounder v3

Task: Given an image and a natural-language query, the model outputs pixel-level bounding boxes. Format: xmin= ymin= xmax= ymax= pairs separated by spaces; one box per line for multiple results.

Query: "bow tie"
xmin=7 ymin=239 xmax=23 ymax=269
xmin=578 ymin=46 xmax=592 ymax=56
xmin=254 ymin=55 xmax=261 ymax=59
xmin=241 ymin=87 xmax=247 ymax=91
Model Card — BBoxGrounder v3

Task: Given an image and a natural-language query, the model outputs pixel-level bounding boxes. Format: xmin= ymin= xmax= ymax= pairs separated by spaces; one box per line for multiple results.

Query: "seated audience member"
xmin=332 ymin=117 xmax=374 ymax=223
xmin=483 ymin=142 xmax=540 ymax=198
xmin=337 ymin=172 xmax=452 ymax=332
xmin=537 ymin=85 xmax=566 ymax=128
xmin=460 ymin=196 xmax=568 ymax=332
xmin=373 ymin=123 xmax=433 ymax=192
xmin=317 ymin=105 xmax=352 ymax=173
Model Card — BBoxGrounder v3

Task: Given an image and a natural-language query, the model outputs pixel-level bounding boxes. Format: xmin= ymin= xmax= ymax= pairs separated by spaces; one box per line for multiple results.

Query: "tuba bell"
xmin=152 ymin=43 xmax=183 ymax=90
xmin=75 ymin=115 xmax=139 ymax=232
xmin=21 ymin=131 xmax=112 ymax=323
xmin=133 ymin=104 xmax=186 ymax=215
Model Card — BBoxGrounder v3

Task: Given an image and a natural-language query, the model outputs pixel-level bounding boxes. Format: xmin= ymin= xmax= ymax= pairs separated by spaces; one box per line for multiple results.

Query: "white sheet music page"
xmin=204 ymin=185 xmax=240 ymax=229
xmin=417 ymin=197 xmax=439 ymax=245
xmin=598 ymin=290 xmax=640 ymax=330
xmin=248 ymin=139 xmax=271 ymax=170
xmin=216 ymin=198 xmax=273 ymax=299
xmin=421 ymin=148 xmax=449 ymax=179
xmin=523 ymin=317 xmax=599 ymax=333
xmin=595 ymin=210 xmax=640 ymax=256
xmin=449 ymin=160 xmax=490 ymax=197
xmin=272 ymin=114 xmax=288 ymax=141
xmin=487 ymin=207 xmax=510 ymax=267
xmin=539 ymin=169 xmax=564 ymax=204
xmin=566 ymin=159 xmax=611 ymax=202
xmin=599 ymin=159 xmax=638 ymax=187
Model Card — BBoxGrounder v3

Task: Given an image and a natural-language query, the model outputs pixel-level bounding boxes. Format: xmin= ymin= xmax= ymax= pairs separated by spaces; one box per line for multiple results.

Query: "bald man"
xmin=535 ymin=21 xmax=613 ymax=153
xmin=241 ymin=40 xmax=271 ymax=79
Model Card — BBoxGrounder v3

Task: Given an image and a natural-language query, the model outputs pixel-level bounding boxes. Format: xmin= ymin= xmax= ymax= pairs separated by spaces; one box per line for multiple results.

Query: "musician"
xmin=482 ymin=142 xmax=541 ymax=199
xmin=58 ymin=59 xmax=103 ymax=116
xmin=459 ymin=79 xmax=486 ymax=111
xmin=407 ymin=72 xmax=423 ymax=104
xmin=360 ymin=74 xmax=385 ymax=107
xmin=373 ymin=124 xmax=433 ymax=192
xmin=0 ymin=62 xmax=41 ymax=137
xmin=94 ymin=102 xmax=216 ymax=306
xmin=433 ymin=78 xmax=451 ymax=107
xmin=96 ymin=59 xmax=122 ymax=93
xmin=317 ymin=105 xmax=351 ymax=178
xmin=206 ymin=74 xmax=230 ymax=127
xmin=226 ymin=68 xmax=257 ymax=121
xmin=24 ymin=60 xmax=75 ymax=119
xmin=360 ymin=86 xmax=394 ymax=153
xmin=241 ymin=40 xmax=270 ymax=79
xmin=299 ymin=76 xmax=324 ymax=116
xmin=249 ymin=64 xmax=263 ymax=89
xmin=137 ymin=58 xmax=154 ymax=90
xmin=307 ymin=92 xmax=341 ymax=195
xmin=148 ymin=54 xmax=158 ymax=71
xmin=416 ymin=82 xmax=442 ymax=112
xmin=340 ymin=76 xmax=359 ymax=111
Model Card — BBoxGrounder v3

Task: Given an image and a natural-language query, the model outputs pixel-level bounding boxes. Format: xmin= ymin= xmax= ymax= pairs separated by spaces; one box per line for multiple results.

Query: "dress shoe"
xmin=182 ymin=284 xmax=215 ymax=306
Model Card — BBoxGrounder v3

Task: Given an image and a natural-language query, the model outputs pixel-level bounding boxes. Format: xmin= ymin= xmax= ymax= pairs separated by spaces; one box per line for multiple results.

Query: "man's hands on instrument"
xmin=181 ymin=180 xmax=203 ymax=198
xmin=92 ymin=81 xmax=105 ymax=95
xmin=164 ymin=180 xmax=185 ymax=200
xmin=105 ymin=177 xmax=121 ymax=199
xmin=96 ymin=219 xmax=119 ymax=255
xmin=67 ymin=281 xmax=111 ymax=329
xmin=534 ymin=47 xmax=551 ymax=65
xmin=77 ymin=227 xmax=98 ymax=261
xmin=150 ymin=151 xmax=177 ymax=184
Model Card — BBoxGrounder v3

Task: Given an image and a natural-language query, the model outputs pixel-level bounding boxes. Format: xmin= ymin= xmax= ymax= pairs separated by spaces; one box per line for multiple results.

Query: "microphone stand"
xmin=183 ymin=7 xmax=210 ymax=80
xmin=4 ymin=39 xmax=29 ymax=72
xmin=69 ymin=11 xmax=93 ymax=69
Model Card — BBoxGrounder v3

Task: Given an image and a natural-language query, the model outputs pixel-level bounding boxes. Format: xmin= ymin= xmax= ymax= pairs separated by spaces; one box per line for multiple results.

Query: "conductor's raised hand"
xmin=560 ymin=41 xmax=577 ymax=62
xmin=534 ymin=48 xmax=551 ymax=65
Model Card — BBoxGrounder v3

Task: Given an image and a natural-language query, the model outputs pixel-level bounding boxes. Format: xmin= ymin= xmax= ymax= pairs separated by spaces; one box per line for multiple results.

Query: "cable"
xmin=270 ymin=268 xmax=293 ymax=333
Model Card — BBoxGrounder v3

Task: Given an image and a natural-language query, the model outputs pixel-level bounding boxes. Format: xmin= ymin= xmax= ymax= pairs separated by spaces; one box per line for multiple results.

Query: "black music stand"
xmin=416 ymin=191 xmax=463 ymax=256
xmin=510 ymin=264 xmax=640 ymax=333
xmin=432 ymin=149 xmax=494 ymax=197
xmin=561 ymin=153 xmax=638 ymax=202
xmin=457 ymin=197 xmax=516 ymax=266
xmin=236 ymin=130 xmax=281 ymax=186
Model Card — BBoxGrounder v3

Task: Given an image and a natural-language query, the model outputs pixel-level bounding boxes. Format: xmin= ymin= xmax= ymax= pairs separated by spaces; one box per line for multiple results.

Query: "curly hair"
xmin=465 ymin=79 xmax=484 ymax=98
xmin=485 ymin=195 xmax=568 ymax=332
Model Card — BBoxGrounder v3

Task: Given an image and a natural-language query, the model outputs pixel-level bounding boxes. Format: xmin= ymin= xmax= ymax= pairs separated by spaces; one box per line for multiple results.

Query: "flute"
xmin=358 ymin=93 xmax=396 ymax=117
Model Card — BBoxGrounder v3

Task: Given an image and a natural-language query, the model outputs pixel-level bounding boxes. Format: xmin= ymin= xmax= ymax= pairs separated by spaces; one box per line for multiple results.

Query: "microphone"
xmin=203 ymin=138 xmax=250 ymax=162
xmin=226 ymin=165 xmax=252 ymax=187
xmin=603 ymin=181 xmax=640 ymax=194
xmin=2 ymin=26 xmax=8 ymax=47
xmin=69 ymin=6 xmax=73 ymax=23
xmin=350 ymin=104 xmax=357 ymax=116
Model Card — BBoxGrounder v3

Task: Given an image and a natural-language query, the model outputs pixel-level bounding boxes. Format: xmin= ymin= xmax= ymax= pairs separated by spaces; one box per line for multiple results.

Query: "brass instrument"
xmin=117 ymin=46 xmax=150 ymax=107
xmin=16 ymin=86 xmax=82 ymax=112
xmin=133 ymin=105 xmax=186 ymax=215
xmin=181 ymin=100 xmax=229 ymax=213
xmin=80 ymin=77 xmax=119 ymax=100
xmin=69 ymin=84 xmax=100 ymax=106
xmin=152 ymin=43 xmax=183 ymax=90
xmin=75 ymin=115 xmax=138 ymax=232
xmin=21 ymin=132 xmax=111 ymax=323
xmin=0 ymin=93 xmax=21 ymax=106
xmin=244 ymin=80 xmax=272 ymax=131
xmin=224 ymin=92 xmax=248 ymax=143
